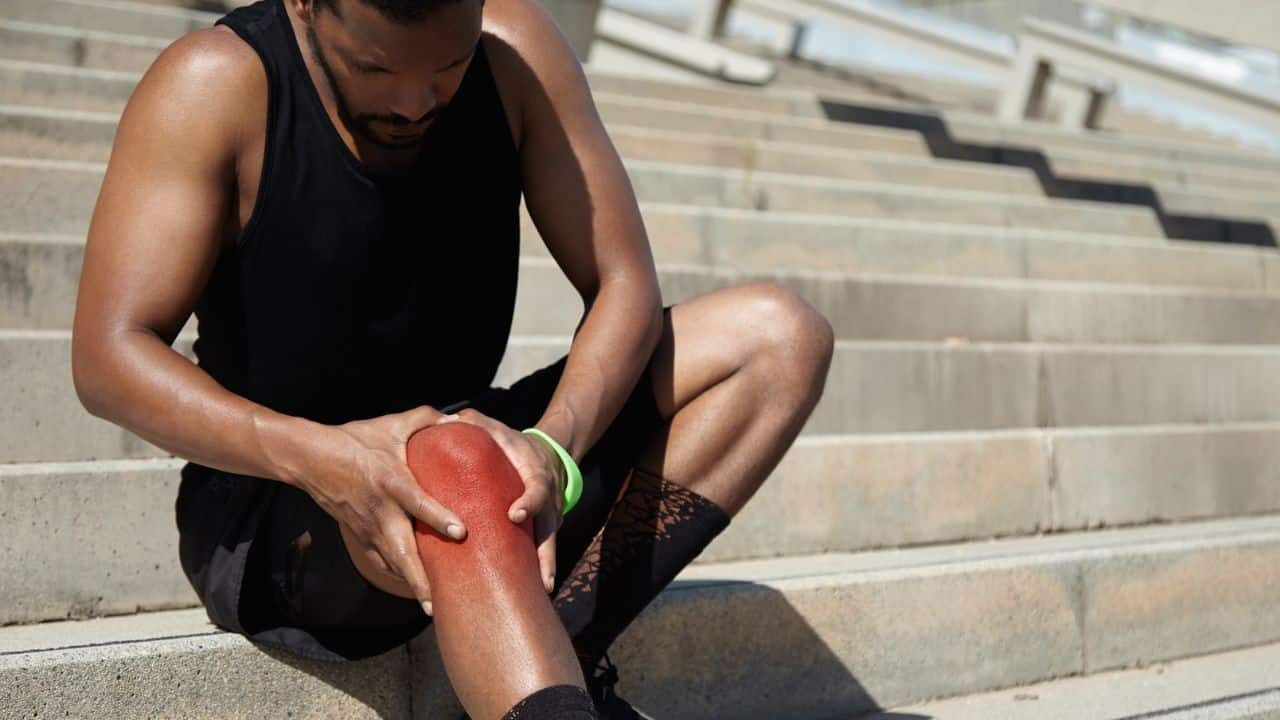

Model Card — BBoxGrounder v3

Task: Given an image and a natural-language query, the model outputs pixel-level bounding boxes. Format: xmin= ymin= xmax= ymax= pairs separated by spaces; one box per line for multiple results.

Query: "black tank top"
xmin=175 ymin=0 xmax=522 ymax=646
xmin=198 ymin=0 xmax=522 ymax=423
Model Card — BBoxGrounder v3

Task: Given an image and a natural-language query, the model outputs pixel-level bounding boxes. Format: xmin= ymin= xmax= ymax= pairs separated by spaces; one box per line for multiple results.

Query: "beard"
xmin=304 ymin=24 xmax=440 ymax=149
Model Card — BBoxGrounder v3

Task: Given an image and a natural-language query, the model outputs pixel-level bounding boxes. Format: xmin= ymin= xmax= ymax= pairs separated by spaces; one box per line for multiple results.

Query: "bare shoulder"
xmin=118 ymin=25 xmax=266 ymax=161
xmin=479 ymin=0 xmax=598 ymax=153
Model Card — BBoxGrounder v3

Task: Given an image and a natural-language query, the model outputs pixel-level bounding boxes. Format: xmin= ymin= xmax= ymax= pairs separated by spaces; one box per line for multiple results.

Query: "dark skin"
xmin=73 ymin=0 xmax=662 ymax=602
xmin=73 ymin=0 xmax=836 ymax=713
xmin=71 ymin=0 xmax=663 ymax=710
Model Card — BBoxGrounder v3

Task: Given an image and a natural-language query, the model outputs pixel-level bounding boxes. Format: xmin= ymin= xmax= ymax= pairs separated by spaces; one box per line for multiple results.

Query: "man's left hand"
xmin=438 ymin=409 xmax=566 ymax=594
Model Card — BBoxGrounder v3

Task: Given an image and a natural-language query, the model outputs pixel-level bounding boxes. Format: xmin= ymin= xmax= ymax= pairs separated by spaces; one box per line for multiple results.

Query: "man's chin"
xmin=356 ymin=125 xmax=427 ymax=150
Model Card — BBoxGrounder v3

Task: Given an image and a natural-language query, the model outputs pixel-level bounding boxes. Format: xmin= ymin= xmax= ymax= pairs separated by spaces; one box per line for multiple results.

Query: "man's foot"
xmin=583 ymin=652 xmax=656 ymax=720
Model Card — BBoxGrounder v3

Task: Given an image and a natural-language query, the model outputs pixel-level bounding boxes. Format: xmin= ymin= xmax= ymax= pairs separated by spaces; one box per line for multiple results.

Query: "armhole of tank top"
xmin=476 ymin=40 xmax=522 ymax=187
xmin=218 ymin=19 xmax=278 ymax=256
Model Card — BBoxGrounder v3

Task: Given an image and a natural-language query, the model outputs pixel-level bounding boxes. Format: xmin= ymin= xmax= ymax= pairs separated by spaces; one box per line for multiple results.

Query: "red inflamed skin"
xmin=405 ymin=422 xmax=584 ymax=719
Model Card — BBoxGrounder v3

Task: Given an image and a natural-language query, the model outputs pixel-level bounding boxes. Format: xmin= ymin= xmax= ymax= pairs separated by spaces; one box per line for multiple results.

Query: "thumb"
xmin=399 ymin=405 xmax=454 ymax=437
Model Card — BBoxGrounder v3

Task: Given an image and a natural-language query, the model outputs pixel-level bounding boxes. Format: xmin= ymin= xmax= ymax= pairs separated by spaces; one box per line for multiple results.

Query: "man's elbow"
xmin=70 ymin=330 xmax=118 ymax=420
xmin=71 ymin=352 xmax=107 ymax=419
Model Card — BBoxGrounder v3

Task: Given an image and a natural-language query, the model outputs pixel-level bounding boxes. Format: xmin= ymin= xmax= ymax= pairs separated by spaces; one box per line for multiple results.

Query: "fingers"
xmin=377 ymin=509 xmax=434 ymax=605
xmin=382 ymin=470 xmax=468 ymax=541
xmin=534 ymin=507 xmax=558 ymax=594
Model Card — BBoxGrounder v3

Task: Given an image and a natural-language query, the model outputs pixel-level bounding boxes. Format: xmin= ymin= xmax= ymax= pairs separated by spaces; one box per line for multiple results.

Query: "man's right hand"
xmin=295 ymin=405 xmax=467 ymax=610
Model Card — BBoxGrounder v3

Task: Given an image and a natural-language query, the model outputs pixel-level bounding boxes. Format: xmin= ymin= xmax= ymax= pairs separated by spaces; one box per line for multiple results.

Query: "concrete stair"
xmin=11 ymin=235 xmax=1280 ymax=343
xmin=17 ymin=331 xmax=1280 ymax=462
xmin=0 ymin=154 xmax=1169 ymax=237
xmin=865 ymin=638 xmax=1280 ymax=719
xmin=6 ymin=515 xmax=1280 ymax=718
xmin=5 ymin=0 xmax=1280 ymax=717
xmin=8 ymin=422 xmax=1280 ymax=626
xmin=3 ymin=57 xmax=1277 ymax=224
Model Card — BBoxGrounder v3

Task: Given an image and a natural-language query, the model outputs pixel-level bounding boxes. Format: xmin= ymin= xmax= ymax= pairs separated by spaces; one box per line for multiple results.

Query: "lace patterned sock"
xmin=499 ymin=684 xmax=598 ymax=720
xmin=552 ymin=466 xmax=732 ymax=671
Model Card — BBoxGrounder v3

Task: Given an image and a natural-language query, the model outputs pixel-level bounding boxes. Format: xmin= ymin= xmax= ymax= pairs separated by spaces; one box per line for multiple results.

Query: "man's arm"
xmin=487 ymin=0 xmax=666 ymax=462
xmin=71 ymin=28 xmax=327 ymax=487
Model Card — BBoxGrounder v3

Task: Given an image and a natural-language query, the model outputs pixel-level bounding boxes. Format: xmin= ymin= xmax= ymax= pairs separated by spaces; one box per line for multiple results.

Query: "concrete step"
xmin=623 ymin=160 xmax=1166 ymax=237
xmin=1042 ymin=144 xmax=1280 ymax=195
xmin=4 ymin=8 xmax=1279 ymax=183
xmin=866 ymin=638 xmax=1280 ymax=719
xmin=9 ymin=101 xmax=1279 ymax=228
xmin=7 ymin=420 xmax=1280 ymax=626
xmin=592 ymin=91 xmax=932 ymax=155
xmin=0 ymin=103 xmax=1044 ymax=195
xmin=15 ymin=331 xmax=1280 ymax=462
xmin=0 ymin=17 xmax=169 ymax=74
xmin=0 ymin=155 xmax=1167 ymax=239
xmin=585 ymin=72 xmax=1280 ymax=182
xmin=594 ymin=74 xmax=1280 ymax=195
xmin=10 ymin=202 xmax=1275 ymax=333
xmin=0 ymin=57 xmax=815 ymax=120
xmin=17 ymin=0 xmax=1259 ymax=179
xmin=5 ymin=51 xmax=1274 ymax=206
xmin=0 ymin=58 xmax=140 ymax=114
xmin=586 ymin=69 xmax=825 ymax=119
xmin=814 ymin=85 xmax=1280 ymax=177
xmin=5 ymin=515 xmax=1280 ymax=717
xmin=940 ymin=112 xmax=1280 ymax=179
xmin=549 ymin=205 xmax=1277 ymax=291
xmin=0 ymin=0 xmax=216 ymax=39
xmin=10 ymin=234 xmax=1280 ymax=347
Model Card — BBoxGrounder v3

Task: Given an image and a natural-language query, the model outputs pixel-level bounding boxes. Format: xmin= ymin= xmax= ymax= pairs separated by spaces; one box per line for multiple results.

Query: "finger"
xmin=340 ymin=519 xmax=401 ymax=579
xmin=397 ymin=404 xmax=446 ymax=436
xmin=535 ymin=508 xmax=558 ymax=593
xmin=378 ymin=511 xmax=434 ymax=605
xmin=508 ymin=474 xmax=553 ymax=524
xmin=385 ymin=472 xmax=467 ymax=541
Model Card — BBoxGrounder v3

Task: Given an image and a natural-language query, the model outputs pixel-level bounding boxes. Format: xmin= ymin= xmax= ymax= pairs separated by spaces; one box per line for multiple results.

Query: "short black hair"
xmin=313 ymin=0 xmax=479 ymax=24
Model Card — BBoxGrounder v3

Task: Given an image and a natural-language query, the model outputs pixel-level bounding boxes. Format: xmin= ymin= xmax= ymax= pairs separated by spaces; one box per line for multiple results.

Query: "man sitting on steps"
xmin=70 ymin=0 xmax=835 ymax=717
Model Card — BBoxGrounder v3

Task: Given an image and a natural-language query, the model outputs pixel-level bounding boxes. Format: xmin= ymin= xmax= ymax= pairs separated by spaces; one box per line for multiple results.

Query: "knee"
xmin=739 ymin=281 xmax=835 ymax=400
xmin=406 ymin=422 xmax=554 ymax=630
xmin=407 ymin=421 xmax=533 ymax=553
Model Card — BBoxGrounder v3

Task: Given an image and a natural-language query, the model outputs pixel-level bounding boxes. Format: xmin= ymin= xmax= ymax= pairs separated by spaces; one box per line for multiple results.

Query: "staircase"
xmin=4 ymin=0 xmax=1280 ymax=717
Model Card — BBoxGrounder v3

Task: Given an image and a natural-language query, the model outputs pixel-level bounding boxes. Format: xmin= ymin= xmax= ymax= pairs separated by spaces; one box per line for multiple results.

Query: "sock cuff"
xmin=500 ymin=684 xmax=598 ymax=719
xmin=631 ymin=466 xmax=733 ymax=531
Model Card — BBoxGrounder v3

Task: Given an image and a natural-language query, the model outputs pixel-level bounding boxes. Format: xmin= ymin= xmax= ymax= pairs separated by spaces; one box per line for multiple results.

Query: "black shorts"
xmin=230 ymin=344 xmax=668 ymax=663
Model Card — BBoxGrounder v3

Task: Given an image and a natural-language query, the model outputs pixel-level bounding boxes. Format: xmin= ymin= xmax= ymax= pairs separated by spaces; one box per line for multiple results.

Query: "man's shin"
xmin=551 ymin=466 xmax=732 ymax=670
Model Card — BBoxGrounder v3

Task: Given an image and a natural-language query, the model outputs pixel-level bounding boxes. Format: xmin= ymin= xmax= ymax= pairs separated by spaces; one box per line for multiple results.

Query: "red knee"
xmin=406 ymin=422 xmax=538 ymax=595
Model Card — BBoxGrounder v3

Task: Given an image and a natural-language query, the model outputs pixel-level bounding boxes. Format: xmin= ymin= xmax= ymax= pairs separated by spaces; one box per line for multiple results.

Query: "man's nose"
xmin=389 ymin=82 xmax=437 ymax=124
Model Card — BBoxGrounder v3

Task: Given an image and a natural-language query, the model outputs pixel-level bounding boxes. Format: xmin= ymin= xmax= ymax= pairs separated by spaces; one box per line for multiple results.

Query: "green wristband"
xmin=522 ymin=428 xmax=583 ymax=516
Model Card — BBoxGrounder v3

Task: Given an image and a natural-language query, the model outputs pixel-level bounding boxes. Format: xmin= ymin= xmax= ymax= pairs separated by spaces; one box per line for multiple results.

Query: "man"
xmin=70 ymin=0 xmax=835 ymax=717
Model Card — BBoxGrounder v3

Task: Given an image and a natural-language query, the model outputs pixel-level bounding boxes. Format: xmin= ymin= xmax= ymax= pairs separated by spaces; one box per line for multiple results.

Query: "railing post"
xmin=999 ymin=39 xmax=1052 ymax=123
xmin=689 ymin=0 xmax=735 ymax=40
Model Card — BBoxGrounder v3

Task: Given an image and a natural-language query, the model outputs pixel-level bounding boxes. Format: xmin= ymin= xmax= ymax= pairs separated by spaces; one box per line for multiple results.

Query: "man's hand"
xmin=439 ymin=409 xmax=566 ymax=594
xmin=295 ymin=405 xmax=469 ymax=610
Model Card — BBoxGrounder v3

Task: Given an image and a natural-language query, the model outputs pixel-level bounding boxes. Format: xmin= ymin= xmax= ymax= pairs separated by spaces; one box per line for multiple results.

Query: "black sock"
xmin=552 ymin=467 xmax=732 ymax=672
xmin=499 ymin=684 xmax=598 ymax=719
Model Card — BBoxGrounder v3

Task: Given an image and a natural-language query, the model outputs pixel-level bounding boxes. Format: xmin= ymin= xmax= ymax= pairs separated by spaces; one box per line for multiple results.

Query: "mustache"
xmin=362 ymin=105 xmax=446 ymax=127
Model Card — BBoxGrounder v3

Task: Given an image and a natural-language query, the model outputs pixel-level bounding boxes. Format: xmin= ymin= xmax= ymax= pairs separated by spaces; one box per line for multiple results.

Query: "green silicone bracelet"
xmin=522 ymin=428 xmax=583 ymax=516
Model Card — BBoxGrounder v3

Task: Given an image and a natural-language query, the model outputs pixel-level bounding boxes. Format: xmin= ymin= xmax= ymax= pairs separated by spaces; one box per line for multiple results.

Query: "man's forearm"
xmin=533 ymin=275 xmax=665 ymax=462
xmin=73 ymin=327 xmax=337 ymax=488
